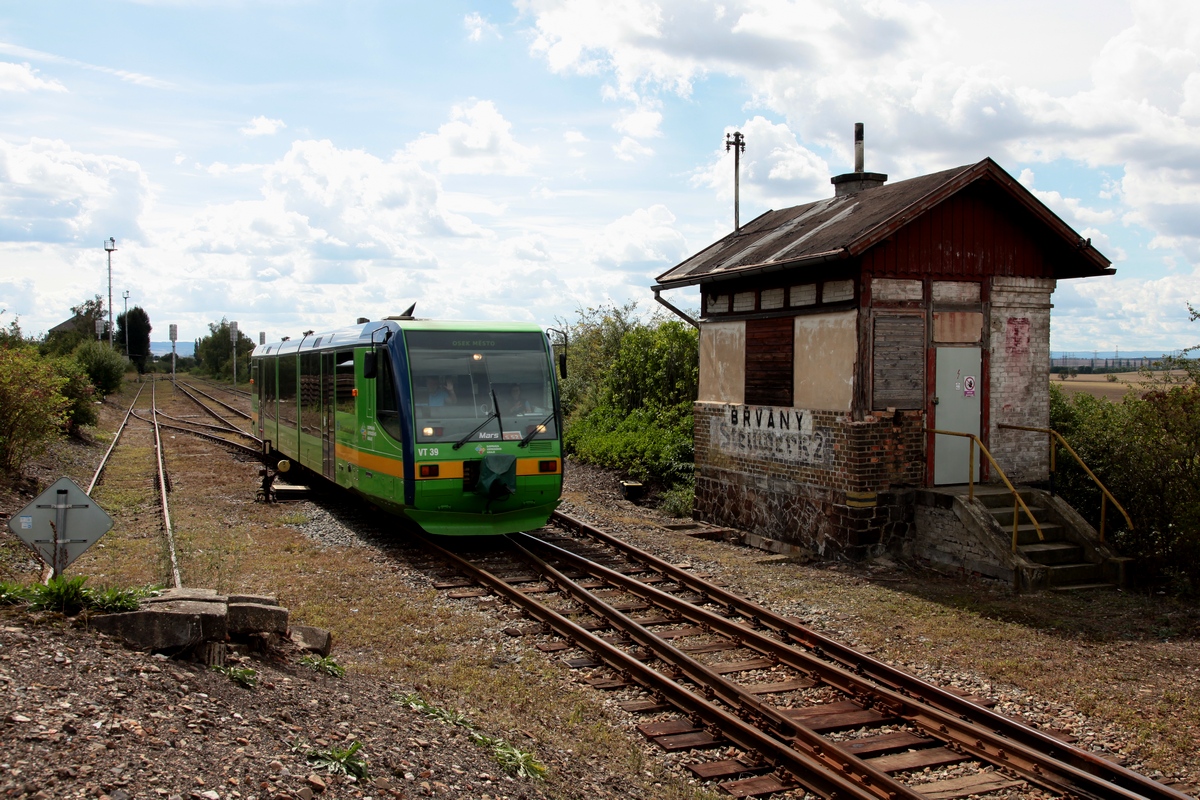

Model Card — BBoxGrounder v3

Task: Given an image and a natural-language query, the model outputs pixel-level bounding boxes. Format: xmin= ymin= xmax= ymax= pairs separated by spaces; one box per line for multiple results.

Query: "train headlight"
xmin=422 ymin=426 xmax=434 ymax=436
xmin=421 ymin=426 xmax=443 ymax=437
xmin=472 ymin=353 xmax=483 ymax=361
xmin=419 ymin=464 xmax=440 ymax=478
xmin=538 ymin=460 xmax=558 ymax=473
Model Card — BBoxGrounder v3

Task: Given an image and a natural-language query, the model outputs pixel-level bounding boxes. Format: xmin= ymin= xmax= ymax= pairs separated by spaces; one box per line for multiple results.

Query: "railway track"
xmin=85 ymin=380 xmax=182 ymax=588
xmin=426 ymin=511 xmax=1191 ymax=800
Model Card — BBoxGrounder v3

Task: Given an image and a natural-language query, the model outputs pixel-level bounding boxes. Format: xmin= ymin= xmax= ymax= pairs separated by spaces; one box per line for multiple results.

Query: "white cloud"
xmin=613 ymin=135 xmax=653 ymax=161
xmin=0 ymin=61 xmax=67 ymax=93
xmin=241 ymin=116 xmax=286 ymax=137
xmin=691 ymin=116 xmax=829 ymax=202
xmin=0 ymin=42 xmax=172 ymax=89
xmin=464 ymin=12 xmax=501 ymax=41
xmin=592 ymin=204 xmax=688 ymax=270
xmin=505 ymin=234 xmax=551 ymax=261
xmin=0 ymin=137 xmax=151 ymax=244
xmin=407 ymin=100 xmax=536 ymax=175
xmin=614 ymin=106 xmax=662 ymax=138
xmin=564 ymin=130 xmax=588 ymax=143
xmin=518 ymin=0 xmax=1200 ymax=266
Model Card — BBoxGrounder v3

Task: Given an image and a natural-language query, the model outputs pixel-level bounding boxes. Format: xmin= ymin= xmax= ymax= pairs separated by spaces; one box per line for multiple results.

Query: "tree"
xmin=43 ymin=295 xmax=107 ymax=357
xmin=194 ymin=318 xmax=255 ymax=381
xmin=116 ymin=306 xmax=153 ymax=373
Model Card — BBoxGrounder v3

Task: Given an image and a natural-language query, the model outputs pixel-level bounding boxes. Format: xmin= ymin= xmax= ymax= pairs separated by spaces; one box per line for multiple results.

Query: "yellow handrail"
xmin=997 ymin=423 xmax=1133 ymax=543
xmin=925 ymin=428 xmax=1044 ymax=553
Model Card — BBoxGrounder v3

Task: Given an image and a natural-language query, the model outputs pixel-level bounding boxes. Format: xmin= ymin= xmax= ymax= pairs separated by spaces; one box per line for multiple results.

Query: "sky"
xmin=0 ymin=0 xmax=1197 ymax=354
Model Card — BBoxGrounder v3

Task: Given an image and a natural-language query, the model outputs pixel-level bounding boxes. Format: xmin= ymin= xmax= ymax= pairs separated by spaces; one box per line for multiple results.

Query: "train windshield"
xmin=406 ymin=330 xmax=557 ymax=446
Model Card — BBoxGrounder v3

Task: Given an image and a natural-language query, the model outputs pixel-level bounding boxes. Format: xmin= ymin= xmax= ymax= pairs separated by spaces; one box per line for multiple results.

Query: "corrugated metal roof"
xmin=655 ymin=158 xmax=1112 ymax=287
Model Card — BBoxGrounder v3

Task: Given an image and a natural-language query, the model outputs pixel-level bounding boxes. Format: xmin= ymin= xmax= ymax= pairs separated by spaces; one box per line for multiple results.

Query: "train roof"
xmin=251 ymin=319 xmax=548 ymax=358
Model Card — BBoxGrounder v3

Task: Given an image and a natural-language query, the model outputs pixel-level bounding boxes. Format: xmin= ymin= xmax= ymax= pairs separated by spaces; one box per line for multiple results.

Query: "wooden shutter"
xmin=745 ymin=317 xmax=794 ymax=407
xmin=872 ymin=315 xmax=925 ymax=409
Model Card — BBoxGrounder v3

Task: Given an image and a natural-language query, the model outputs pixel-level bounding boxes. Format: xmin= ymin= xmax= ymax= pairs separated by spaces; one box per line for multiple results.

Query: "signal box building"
xmin=655 ymin=155 xmax=1113 ymax=558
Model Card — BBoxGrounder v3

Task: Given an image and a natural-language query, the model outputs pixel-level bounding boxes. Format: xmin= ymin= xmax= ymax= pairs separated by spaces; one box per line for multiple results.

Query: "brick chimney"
xmin=831 ymin=123 xmax=887 ymax=197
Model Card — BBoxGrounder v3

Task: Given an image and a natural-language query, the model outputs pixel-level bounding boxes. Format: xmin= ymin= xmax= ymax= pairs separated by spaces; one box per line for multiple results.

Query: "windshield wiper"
xmin=518 ymin=412 xmax=556 ymax=448
xmin=452 ymin=389 xmax=505 ymax=450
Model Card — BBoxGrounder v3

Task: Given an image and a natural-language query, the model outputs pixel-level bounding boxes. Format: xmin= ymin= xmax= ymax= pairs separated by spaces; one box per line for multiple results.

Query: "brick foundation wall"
xmin=988 ymin=277 xmax=1054 ymax=482
xmin=693 ymin=402 xmax=923 ymax=557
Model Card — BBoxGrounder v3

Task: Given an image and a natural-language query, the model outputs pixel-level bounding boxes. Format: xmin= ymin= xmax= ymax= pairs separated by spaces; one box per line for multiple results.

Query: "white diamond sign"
xmin=7 ymin=477 xmax=113 ymax=576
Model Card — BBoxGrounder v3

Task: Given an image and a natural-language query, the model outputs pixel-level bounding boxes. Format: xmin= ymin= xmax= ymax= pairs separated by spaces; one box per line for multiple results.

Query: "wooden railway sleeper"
xmin=522 ymin=530 xmax=1171 ymax=800
xmin=553 ymin=512 xmax=1189 ymax=800
xmin=421 ymin=538 xmax=913 ymax=800
xmin=506 ymin=537 xmax=921 ymax=800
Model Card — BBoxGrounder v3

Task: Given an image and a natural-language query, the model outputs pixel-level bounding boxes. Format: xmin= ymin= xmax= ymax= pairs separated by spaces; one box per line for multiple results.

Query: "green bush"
xmin=564 ymin=403 xmax=694 ymax=483
xmin=73 ymin=340 xmax=127 ymax=396
xmin=0 ymin=345 xmax=70 ymax=474
xmin=558 ymin=305 xmax=699 ymax=495
xmin=1050 ymin=382 xmax=1200 ymax=593
xmin=51 ymin=356 xmax=98 ymax=435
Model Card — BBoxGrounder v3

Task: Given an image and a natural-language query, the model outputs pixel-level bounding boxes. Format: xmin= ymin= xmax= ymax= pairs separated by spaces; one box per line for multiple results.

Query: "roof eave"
xmin=653 ymin=248 xmax=848 ymax=290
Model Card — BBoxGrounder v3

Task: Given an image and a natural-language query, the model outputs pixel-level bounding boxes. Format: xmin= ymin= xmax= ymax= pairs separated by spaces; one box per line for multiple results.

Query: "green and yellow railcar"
xmin=250 ymin=318 xmax=562 ymax=535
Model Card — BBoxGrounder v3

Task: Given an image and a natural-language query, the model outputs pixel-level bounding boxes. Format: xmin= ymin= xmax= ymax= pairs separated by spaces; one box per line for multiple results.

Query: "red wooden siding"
xmin=745 ymin=317 xmax=794 ymax=407
xmin=861 ymin=183 xmax=1066 ymax=280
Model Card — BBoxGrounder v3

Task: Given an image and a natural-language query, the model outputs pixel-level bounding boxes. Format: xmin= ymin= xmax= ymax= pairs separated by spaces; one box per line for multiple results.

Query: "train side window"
xmin=376 ymin=357 xmax=404 ymax=442
xmin=335 ymin=351 xmax=356 ymax=414
xmin=262 ymin=358 xmax=276 ymax=421
xmin=300 ymin=352 xmax=320 ymax=434
xmin=278 ymin=355 xmax=297 ymax=426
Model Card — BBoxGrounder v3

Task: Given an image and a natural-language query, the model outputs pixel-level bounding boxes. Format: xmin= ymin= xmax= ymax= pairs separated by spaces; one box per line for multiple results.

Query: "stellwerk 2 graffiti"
xmin=712 ymin=405 xmax=832 ymax=466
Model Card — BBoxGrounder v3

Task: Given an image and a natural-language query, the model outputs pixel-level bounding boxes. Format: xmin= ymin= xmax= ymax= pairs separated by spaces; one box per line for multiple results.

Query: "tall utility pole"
xmin=122 ymin=290 xmax=130 ymax=358
xmin=725 ymin=131 xmax=746 ymax=232
xmin=230 ymin=321 xmax=239 ymax=390
xmin=104 ymin=238 xmax=117 ymax=347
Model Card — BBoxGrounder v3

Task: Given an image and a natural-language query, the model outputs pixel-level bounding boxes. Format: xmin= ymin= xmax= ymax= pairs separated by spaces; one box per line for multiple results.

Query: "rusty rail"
xmin=924 ymin=428 xmax=1044 ymax=552
xmin=87 ymin=382 xmax=146 ymax=495
xmin=541 ymin=511 xmax=1191 ymax=800
xmin=998 ymin=423 xmax=1133 ymax=543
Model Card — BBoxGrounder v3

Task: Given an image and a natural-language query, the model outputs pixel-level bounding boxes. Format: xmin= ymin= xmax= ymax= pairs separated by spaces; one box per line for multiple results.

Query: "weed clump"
xmin=299 ymin=654 xmax=346 ymax=677
xmin=394 ymin=691 xmax=547 ymax=781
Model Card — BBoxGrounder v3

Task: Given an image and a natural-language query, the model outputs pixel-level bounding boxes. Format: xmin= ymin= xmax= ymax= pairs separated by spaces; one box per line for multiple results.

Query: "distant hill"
xmin=150 ymin=341 xmax=195 ymax=357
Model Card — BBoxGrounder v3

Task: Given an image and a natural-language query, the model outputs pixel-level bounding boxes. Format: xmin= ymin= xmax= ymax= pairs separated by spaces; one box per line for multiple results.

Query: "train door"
xmin=933 ymin=346 xmax=982 ymax=484
xmin=321 ymin=351 xmax=335 ymax=480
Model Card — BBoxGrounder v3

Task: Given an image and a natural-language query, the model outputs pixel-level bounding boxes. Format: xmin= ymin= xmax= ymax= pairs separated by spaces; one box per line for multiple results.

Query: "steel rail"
xmin=193 ymin=379 xmax=251 ymax=399
xmin=177 ymin=380 xmax=251 ymax=420
xmin=505 ymin=534 xmax=924 ymax=800
xmin=548 ymin=511 xmax=1190 ymax=800
xmin=153 ymin=407 xmax=258 ymax=439
xmin=131 ymin=411 xmax=264 ymax=459
xmin=150 ymin=381 xmax=182 ymax=589
xmin=86 ymin=382 xmax=147 ymax=495
xmin=420 ymin=534 xmax=897 ymax=800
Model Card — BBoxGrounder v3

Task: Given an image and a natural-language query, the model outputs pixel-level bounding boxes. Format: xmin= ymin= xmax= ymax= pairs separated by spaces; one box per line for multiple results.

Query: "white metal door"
xmin=933 ymin=347 xmax=981 ymax=485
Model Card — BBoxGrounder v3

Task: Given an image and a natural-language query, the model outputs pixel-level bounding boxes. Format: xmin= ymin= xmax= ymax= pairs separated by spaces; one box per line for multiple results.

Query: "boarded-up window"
xmin=745 ymin=317 xmax=794 ymax=407
xmin=707 ymin=294 xmax=729 ymax=313
xmin=760 ymin=287 xmax=784 ymax=309
xmin=790 ymin=284 xmax=816 ymax=306
xmin=823 ymin=280 xmax=854 ymax=303
xmin=872 ymin=315 xmax=924 ymax=409
xmin=733 ymin=291 xmax=756 ymax=312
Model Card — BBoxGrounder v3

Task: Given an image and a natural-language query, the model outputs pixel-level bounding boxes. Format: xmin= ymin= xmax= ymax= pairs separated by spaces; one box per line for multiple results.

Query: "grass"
xmin=395 ymin=691 xmax=546 ymax=781
xmin=298 ymin=654 xmax=346 ymax=677
xmin=297 ymin=739 xmax=370 ymax=780
xmin=0 ymin=576 xmax=159 ymax=615
xmin=210 ymin=664 xmax=259 ymax=689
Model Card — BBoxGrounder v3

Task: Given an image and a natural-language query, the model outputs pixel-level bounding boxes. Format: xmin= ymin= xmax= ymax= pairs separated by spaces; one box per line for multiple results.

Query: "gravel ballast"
xmin=1 ymin=385 xmax=1197 ymax=799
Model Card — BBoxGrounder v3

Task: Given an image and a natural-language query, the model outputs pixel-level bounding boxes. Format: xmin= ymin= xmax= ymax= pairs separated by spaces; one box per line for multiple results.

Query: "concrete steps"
xmin=976 ymin=491 xmax=1116 ymax=591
